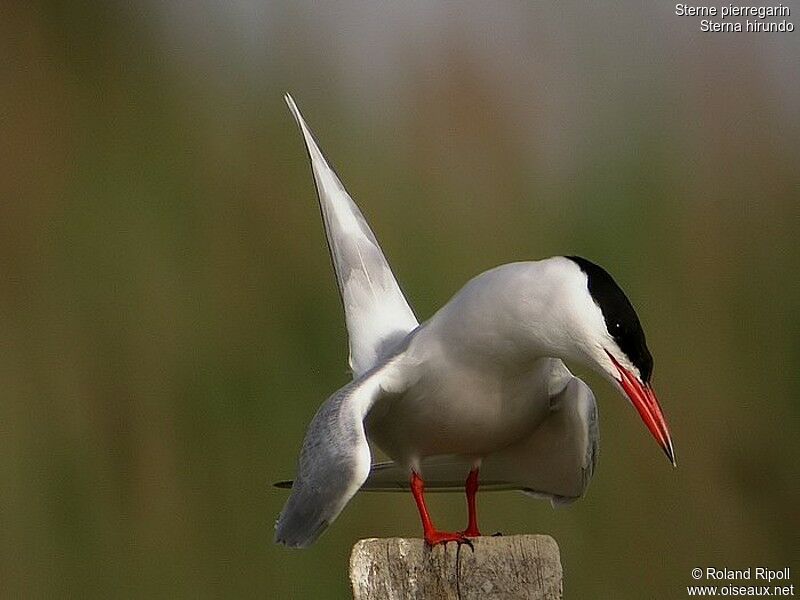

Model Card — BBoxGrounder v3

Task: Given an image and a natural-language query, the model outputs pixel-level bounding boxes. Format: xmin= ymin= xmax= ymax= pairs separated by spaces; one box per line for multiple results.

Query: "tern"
xmin=275 ymin=94 xmax=675 ymax=549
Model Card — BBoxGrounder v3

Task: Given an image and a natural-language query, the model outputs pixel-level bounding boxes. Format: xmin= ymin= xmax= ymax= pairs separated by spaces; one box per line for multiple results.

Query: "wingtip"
xmin=284 ymin=92 xmax=301 ymax=123
xmin=284 ymin=91 xmax=296 ymax=111
xmin=274 ymin=532 xmax=298 ymax=548
xmin=282 ymin=93 xmax=329 ymax=170
xmin=273 ymin=522 xmax=317 ymax=549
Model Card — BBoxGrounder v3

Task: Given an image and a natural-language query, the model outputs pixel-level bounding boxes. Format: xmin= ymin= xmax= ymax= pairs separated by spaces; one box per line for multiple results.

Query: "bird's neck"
xmin=419 ymin=261 xmax=590 ymax=373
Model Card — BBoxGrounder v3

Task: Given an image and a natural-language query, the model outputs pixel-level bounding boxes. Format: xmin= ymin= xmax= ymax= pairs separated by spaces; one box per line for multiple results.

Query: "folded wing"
xmin=285 ymin=94 xmax=418 ymax=377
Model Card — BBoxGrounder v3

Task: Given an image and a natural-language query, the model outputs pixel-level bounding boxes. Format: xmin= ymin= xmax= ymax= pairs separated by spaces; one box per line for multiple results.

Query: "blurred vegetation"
xmin=1 ymin=2 xmax=798 ymax=597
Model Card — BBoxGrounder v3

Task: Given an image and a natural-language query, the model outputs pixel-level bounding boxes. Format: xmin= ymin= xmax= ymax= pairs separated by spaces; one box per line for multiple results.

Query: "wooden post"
xmin=349 ymin=535 xmax=562 ymax=599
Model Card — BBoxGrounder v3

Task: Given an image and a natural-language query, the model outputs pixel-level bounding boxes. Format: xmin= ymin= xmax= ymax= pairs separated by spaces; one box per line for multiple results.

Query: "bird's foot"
xmin=460 ymin=527 xmax=482 ymax=538
xmin=424 ymin=530 xmax=474 ymax=550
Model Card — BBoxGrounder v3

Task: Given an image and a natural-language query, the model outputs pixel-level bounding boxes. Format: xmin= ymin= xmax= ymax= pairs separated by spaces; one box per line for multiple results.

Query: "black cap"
xmin=566 ymin=256 xmax=653 ymax=383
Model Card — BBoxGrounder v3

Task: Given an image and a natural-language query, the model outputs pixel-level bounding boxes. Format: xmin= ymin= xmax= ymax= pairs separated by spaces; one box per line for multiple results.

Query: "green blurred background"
xmin=2 ymin=2 xmax=798 ymax=597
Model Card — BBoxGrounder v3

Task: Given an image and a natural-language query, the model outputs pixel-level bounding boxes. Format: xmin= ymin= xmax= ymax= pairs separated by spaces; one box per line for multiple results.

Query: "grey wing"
xmin=285 ymin=94 xmax=419 ymax=378
xmin=509 ymin=373 xmax=599 ymax=505
xmin=360 ymin=367 xmax=599 ymax=505
xmin=274 ymin=359 xmax=407 ymax=548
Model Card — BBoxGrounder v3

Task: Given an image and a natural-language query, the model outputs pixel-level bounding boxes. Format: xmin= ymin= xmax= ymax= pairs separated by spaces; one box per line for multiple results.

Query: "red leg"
xmin=461 ymin=468 xmax=482 ymax=537
xmin=410 ymin=471 xmax=472 ymax=548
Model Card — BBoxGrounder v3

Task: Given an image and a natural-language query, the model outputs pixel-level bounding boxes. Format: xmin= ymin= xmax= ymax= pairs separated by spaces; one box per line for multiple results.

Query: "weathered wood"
xmin=349 ymin=535 xmax=562 ymax=600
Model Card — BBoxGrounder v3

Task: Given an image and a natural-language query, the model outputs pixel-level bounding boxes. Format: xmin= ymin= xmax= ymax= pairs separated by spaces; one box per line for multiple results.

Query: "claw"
xmin=425 ymin=530 xmax=474 ymax=550
xmin=460 ymin=527 xmax=482 ymax=538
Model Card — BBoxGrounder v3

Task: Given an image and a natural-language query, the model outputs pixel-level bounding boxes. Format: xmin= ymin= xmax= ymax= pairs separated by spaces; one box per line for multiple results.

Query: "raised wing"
xmin=274 ymin=357 xmax=408 ymax=548
xmin=360 ymin=366 xmax=599 ymax=505
xmin=285 ymin=94 xmax=418 ymax=377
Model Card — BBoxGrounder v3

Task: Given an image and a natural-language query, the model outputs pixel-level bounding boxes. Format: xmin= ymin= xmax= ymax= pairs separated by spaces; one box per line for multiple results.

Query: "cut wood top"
xmin=350 ymin=535 xmax=562 ymax=600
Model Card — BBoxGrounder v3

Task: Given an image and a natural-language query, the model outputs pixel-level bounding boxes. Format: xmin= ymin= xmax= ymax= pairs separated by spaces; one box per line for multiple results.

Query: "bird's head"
xmin=552 ymin=256 xmax=676 ymax=466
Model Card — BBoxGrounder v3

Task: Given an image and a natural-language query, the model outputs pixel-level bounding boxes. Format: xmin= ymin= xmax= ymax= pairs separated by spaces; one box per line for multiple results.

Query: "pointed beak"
xmin=607 ymin=352 xmax=676 ymax=466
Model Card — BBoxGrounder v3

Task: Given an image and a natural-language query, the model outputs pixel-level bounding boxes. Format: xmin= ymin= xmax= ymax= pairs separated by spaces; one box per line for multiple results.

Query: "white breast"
xmin=365 ymin=355 xmax=558 ymax=467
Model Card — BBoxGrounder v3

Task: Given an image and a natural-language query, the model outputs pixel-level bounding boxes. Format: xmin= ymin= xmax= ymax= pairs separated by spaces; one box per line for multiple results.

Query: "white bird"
xmin=275 ymin=94 xmax=675 ymax=549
